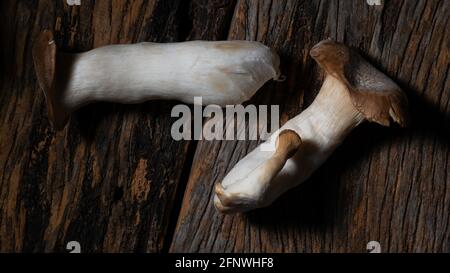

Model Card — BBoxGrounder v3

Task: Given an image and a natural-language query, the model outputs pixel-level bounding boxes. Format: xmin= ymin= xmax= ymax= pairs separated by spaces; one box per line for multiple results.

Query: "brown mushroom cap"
xmin=310 ymin=39 xmax=408 ymax=127
xmin=32 ymin=30 xmax=69 ymax=130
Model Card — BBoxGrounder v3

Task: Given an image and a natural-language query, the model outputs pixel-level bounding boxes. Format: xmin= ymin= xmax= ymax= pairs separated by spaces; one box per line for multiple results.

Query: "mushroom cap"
xmin=32 ymin=30 xmax=68 ymax=130
xmin=310 ymin=39 xmax=408 ymax=127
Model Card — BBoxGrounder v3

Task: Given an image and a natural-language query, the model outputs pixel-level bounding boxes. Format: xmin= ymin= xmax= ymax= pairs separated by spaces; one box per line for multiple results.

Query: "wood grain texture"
xmin=170 ymin=0 xmax=450 ymax=253
xmin=0 ymin=0 xmax=448 ymax=253
xmin=0 ymin=0 xmax=235 ymax=252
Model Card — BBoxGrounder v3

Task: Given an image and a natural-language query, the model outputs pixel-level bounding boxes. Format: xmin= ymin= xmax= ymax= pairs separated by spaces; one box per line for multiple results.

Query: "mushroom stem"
xmin=266 ymin=75 xmax=365 ymax=197
xmin=33 ymin=31 xmax=280 ymax=130
xmin=214 ymin=129 xmax=302 ymax=212
xmin=214 ymin=40 xmax=408 ymax=213
xmin=214 ymin=75 xmax=364 ymax=212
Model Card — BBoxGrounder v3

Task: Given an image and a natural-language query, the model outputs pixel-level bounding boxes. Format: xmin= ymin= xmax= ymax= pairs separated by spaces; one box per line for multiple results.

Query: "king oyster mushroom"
xmin=214 ymin=39 xmax=409 ymax=213
xmin=33 ymin=30 xmax=281 ymax=130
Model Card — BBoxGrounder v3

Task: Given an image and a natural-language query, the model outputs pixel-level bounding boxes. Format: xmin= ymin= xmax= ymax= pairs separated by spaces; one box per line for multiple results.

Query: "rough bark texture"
xmin=0 ymin=0 xmax=449 ymax=253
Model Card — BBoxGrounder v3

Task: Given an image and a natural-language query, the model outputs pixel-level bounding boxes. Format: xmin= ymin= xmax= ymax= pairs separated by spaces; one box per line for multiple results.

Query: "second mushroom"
xmin=214 ymin=39 xmax=409 ymax=213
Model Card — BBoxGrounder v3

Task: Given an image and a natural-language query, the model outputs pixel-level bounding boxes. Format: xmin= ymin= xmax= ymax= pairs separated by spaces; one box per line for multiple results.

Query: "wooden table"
xmin=0 ymin=0 xmax=448 ymax=252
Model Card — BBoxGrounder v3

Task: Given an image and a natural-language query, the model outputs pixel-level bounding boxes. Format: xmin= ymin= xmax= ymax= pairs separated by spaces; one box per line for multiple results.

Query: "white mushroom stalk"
xmin=214 ymin=40 xmax=409 ymax=213
xmin=33 ymin=30 xmax=280 ymax=130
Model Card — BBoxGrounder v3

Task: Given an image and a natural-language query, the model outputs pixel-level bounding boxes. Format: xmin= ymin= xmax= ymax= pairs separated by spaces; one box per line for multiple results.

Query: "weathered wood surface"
xmin=0 ymin=0 xmax=235 ymax=252
xmin=0 ymin=0 xmax=448 ymax=253
xmin=170 ymin=0 xmax=450 ymax=252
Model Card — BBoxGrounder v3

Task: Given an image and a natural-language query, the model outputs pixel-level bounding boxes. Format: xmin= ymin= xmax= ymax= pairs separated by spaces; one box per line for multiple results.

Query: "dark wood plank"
xmin=170 ymin=0 xmax=450 ymax=252
xmin=0 ymin=0 xmax=236 ymax=252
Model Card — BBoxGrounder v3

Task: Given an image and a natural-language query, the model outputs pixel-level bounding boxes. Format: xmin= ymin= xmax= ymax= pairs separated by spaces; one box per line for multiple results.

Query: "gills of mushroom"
xmin=214 ymin=39 xmax=409 ymax=213
xmin=32 ymin=30 xmax=281 ymax=130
